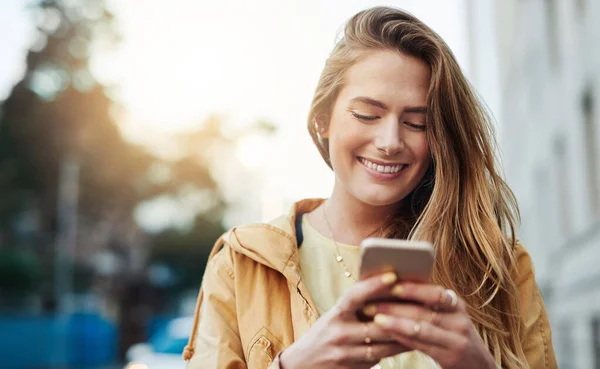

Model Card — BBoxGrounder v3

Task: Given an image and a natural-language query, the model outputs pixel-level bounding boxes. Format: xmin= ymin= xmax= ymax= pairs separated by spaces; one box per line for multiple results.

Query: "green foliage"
xmin=0 ymin=0 xmax=276 ymax=304
xmin=0 ymin=248 xmax=42 ymax=296
xmin=0 ymin=0 xmax=138 ymax=236
xmin=150 ymin=213 xmax=225 ymax=295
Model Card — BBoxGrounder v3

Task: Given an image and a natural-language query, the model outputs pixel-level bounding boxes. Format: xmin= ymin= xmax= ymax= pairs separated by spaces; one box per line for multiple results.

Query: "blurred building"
xmin=466 ymin=0 xmax=600 ymax=368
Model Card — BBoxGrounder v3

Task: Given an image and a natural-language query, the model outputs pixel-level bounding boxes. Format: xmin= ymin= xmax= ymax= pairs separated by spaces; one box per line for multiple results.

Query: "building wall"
xmin=466 ymin=0 xmax=600 ymax=367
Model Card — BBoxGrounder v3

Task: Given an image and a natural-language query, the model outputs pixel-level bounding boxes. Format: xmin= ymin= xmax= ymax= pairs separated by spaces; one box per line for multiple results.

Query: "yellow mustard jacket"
xmin=184 ymin=198 xmax=557 ymax=369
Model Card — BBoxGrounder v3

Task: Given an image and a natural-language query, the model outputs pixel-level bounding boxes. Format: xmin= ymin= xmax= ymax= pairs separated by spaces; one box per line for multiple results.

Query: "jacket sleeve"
xmin=184 ymin=239 xmax=247 ymax=369
xmin=514 ymin=244 xmax=558 ymax=369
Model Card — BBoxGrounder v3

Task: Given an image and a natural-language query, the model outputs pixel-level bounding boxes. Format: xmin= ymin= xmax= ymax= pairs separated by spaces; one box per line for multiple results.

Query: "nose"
xmin=374 ymin=118 xmax=404 ymax=156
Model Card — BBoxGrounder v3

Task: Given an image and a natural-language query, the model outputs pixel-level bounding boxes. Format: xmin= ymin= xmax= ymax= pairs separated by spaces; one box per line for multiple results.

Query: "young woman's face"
xmin=322 ymin=50 xmax=431 ymax=207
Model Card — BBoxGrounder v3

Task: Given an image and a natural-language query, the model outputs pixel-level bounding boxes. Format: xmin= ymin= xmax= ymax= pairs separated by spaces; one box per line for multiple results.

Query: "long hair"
xmin=307 ymin=7 xmax=526 ymax=368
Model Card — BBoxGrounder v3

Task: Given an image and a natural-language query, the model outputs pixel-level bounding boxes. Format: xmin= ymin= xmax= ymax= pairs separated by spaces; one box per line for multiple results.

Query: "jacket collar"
xmin=222 ymin=198 xmax=325 ymax=284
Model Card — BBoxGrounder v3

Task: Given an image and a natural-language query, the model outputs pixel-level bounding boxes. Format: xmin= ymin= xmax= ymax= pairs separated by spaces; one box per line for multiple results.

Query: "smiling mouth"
xmin=357 ymin=157 xmax=408 ymax=174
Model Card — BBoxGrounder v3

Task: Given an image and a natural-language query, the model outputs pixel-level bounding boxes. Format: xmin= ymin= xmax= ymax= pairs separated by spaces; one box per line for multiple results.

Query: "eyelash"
xmin=351 ymin=112 xmax=426 ymax=131
xmin=351 ymin=112 xmax=379 ymax=121
xmin=405 ymin=122 xmax=427 ymax=131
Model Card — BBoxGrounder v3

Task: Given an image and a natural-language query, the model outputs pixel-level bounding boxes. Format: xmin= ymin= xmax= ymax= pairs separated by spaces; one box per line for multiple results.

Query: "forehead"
xmin=340 ymin=50 xmax=430 ymax=107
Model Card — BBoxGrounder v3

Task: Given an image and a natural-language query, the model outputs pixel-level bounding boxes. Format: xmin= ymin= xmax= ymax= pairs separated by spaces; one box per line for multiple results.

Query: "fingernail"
xmin=381 ymin=272 xmax=397 ymax=285
xmin=363 ymin=304 xmax=377 ymax=317
xmin=395 ymin=319 xmax=418 ymax=336
xmin=374 ymin=314 xmax=393 ymax=327
xmin=391 ymin=285 xmax=404 ymax=297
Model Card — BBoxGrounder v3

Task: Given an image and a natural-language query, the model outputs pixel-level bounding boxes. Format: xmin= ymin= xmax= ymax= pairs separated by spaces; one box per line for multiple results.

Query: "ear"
xmin=315 ymin=114 xmax=330 ymax=139
xmin=319 ymin=125 xmax=329 ymax=139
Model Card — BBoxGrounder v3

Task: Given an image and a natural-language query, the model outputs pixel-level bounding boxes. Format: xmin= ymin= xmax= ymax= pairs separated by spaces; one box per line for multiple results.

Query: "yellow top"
xmin=298 ymin=215 xmax=440 ymax=369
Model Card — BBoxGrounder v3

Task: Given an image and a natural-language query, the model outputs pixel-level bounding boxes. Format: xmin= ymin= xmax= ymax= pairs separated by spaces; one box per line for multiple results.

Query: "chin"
xmin=351 ymin=189 xmax=410 ymax=208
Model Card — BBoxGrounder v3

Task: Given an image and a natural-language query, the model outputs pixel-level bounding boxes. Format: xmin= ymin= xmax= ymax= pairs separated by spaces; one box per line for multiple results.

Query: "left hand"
xmin=364 ymin=282 xmax=497 ymax=369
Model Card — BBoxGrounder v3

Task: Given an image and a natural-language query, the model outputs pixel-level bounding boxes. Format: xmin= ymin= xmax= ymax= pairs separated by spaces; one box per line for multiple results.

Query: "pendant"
xmin=336 ymin=255 xmax=343 ymax=262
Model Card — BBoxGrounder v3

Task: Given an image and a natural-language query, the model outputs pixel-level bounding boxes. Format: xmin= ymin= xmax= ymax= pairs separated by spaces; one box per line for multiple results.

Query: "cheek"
xmin=327 ymin=132 xmax=350 ymax=171
xmin=330 ymin=123 xmax=369 ymax=158
xmin=407 ymin=135 xmax=430 ymax=164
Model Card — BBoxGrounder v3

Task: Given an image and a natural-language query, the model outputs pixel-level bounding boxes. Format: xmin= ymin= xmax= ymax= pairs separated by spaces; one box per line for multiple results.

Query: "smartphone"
xmin=359 ymin=237 xmax=435 ymax=282
xmin=356 ymin=238 xmax=435 ymax=321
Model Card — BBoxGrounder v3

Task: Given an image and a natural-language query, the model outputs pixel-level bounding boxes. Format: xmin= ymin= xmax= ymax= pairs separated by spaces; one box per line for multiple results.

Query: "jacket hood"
xmin=220 ymin=198 xmax=325 ymax=280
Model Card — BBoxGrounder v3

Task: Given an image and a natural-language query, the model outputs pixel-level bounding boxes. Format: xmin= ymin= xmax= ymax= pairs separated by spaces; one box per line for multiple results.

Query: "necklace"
xmin=322 ymin=205 xmax=388 ymax=369
xmin=323 ymin=204 xmax=394 ymax=369
xmin=322 ymin=204 xmax=358 ymax=282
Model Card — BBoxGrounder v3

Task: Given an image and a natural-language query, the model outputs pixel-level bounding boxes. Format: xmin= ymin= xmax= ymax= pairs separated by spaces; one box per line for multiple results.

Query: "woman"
xmin=183 ymin=7 xmax=557 ymax=369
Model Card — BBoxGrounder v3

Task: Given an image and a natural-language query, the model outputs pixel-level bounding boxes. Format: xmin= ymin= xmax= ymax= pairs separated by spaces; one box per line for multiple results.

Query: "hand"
xmin=366 ymin=282 xmax=497 ymax=369
xmin=279 ymin=272 xmax=411 ymax=369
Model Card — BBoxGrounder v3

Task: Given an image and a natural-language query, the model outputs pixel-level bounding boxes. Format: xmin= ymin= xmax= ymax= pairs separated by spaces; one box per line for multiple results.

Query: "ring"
xmin=439 ymin=289 xmax=458 ymax=310
xmin=445 ymin=289 xmax=458 ymax=310
xmin=412 ymin=322 xmax=421 ymax=337
xmin=366 ymin=344 xmax=374 ymax=361
xmin=438 ymin=288 xmax=448 ymax=305
xmin=363 ymin=323 xmax=372 ymax=344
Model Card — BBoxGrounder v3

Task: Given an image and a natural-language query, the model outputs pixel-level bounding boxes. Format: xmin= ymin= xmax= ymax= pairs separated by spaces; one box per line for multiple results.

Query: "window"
xmin=583 ymin=88 xmax=599 ymax=216
xmin=558 ymin=319 xmax=575 ymax=369
xmin=535 ymin=167 xmax=551 ymax=248
xmin=594 ymin=316 xmax=600 ymax=369
xmin=545 ymin=0 xmax=559 ymax=67
xmin=554 ymin=136 xmax=571 ymax=236
xmin=577 ymin=0 xmax=587 ymax=16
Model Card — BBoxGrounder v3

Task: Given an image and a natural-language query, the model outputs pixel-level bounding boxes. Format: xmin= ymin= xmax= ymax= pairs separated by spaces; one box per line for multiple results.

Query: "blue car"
xmin=124 ymin=316 xmax=192 ymax=369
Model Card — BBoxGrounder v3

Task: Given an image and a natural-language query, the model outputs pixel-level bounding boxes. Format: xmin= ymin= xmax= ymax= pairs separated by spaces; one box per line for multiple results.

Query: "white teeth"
xmin=360 ymin=158 xmax=404 ymax=174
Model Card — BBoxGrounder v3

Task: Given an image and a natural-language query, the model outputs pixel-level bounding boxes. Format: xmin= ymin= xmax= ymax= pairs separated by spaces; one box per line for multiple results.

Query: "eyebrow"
xmin=404 ymin=106 xmax=428 ymax=114
xmin=349 ymin=96 xmax=427 ymax=114
xmin=349 ymin=96 xmax=389 ymax=110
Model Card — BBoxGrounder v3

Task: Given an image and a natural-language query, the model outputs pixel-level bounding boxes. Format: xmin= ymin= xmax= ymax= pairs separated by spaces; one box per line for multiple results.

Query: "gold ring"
xmin=366 ymin=344 xmax=374 ymax=361
xmin=412 ymin=322 xmax=421 ymax=337
xmin=445 ymin=289 xmax=458 ymax=310
xmin=364 ymin=323 xmax=372 ymax=344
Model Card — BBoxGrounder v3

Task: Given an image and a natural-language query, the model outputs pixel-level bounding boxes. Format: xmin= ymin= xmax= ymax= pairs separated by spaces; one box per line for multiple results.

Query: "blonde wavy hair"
xmin=307 ymin=7 xmax=525 ymax=368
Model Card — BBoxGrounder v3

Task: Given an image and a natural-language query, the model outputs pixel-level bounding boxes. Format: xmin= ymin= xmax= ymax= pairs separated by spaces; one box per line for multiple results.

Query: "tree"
xmin=0 ymin=0 xmax=278 ymax=310
xmin=0 ymin=0 xmax=227 ymax=308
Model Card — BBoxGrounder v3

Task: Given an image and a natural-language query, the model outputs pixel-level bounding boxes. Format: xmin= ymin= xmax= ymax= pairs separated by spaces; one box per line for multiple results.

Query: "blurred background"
xmin=0 ymin=0 xmax=597 ymax=368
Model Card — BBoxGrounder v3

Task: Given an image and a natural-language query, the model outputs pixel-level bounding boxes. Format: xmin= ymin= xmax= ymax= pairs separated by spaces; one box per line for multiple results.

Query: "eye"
xmin=404 ymin=121 xmax=426 ymax=131
xmin=351 ymin=112 xmax=379 ymax=121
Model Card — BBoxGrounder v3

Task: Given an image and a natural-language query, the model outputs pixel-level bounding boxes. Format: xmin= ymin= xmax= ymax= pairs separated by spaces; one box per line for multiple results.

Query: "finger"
xmin=385 ymin=332 xmax=449 ymax=363
xmin=343 ymin=342 xmax=411 ymax=364
xmin=365 ymin=302 xmax=460 ymax=331
xmin=335 ymin=272 xmax=398 ymax=319
xmin=336 ymin=321 xmax=397 ymax=344
xmin=373 ymin=314 xmax=462 ymax=349
xmin=387 ymin=283 xmax=465 ymax=312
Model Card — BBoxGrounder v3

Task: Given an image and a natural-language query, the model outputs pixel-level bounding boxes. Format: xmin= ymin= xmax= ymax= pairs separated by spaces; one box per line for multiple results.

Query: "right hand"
xmin=279 ymin=272 xmax=410 ymax=369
